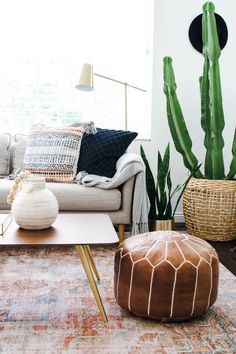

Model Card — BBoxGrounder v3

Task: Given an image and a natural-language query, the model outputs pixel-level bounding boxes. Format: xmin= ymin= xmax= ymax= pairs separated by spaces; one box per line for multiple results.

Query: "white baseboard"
xmin=174 ymin=212 xmax=185 ymax=223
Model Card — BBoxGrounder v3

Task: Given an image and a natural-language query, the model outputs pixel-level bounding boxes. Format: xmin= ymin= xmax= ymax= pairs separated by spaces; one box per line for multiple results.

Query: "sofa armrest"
xmin=105 ymin=175 xmax=135 ymax=227
xmin=119 ymin=175 xmax=135 ymax=218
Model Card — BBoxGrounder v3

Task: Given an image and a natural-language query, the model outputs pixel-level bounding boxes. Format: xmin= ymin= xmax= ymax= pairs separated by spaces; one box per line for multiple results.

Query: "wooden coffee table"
xmin=0 ymin=213 xmax=119 ymax=322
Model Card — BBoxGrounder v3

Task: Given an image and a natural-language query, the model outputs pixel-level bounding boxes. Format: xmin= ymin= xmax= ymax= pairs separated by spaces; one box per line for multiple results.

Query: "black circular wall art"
xmin=189 ymin=13 xmax=228 ymax=53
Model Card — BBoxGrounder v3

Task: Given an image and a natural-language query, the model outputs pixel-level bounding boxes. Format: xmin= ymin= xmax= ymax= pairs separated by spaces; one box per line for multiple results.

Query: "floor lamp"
xmin=75 ymin=63 xmax=146 ymax=130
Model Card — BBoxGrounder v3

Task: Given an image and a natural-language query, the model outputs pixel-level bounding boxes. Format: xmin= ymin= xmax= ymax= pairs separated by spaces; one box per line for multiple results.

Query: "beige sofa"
xmin=0 ymin=133 xmax=136 ymax=241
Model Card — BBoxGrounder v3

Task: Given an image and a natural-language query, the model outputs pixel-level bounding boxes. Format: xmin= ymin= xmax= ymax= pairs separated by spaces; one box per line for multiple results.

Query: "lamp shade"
xmin=75 ymin=63 xmax=94 ymax=91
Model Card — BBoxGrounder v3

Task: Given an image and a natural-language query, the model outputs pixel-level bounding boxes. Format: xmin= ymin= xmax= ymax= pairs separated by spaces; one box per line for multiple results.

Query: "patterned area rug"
xmin=0 ymin=245 xmax=235 ymax=353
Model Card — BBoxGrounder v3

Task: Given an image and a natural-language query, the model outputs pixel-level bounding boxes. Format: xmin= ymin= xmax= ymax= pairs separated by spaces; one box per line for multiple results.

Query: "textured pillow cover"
xmin=0 ymin=133 xmax=11 ymax=176
xmin=23 ymin=123 xmax=90 ymax=182
xmin=77 ymin=128 xmax=138 ymax=178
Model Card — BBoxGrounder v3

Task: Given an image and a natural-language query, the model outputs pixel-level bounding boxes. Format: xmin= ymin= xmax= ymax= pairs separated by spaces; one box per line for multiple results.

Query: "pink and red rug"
xmin=0 ymin=245 xmax=235 ymax=353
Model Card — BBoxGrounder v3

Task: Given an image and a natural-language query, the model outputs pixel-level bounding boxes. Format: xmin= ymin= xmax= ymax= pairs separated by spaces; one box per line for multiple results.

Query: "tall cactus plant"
xmin=163 ymin=1 xmax=236 ymax=180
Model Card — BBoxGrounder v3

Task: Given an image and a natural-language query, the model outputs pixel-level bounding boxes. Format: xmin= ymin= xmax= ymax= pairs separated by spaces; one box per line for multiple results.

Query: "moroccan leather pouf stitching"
xmin=114 ymin=231 xmax=219 ymax=321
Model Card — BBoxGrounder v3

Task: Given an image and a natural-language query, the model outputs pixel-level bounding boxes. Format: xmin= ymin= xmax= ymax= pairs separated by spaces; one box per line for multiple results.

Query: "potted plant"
xmin=140 ymin=144 xmax=195 ymax=230
xmin=163 ymin=2 xmax=236 ymax=241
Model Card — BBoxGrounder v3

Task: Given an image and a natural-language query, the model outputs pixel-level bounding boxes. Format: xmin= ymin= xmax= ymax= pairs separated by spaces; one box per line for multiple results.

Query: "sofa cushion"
xmin=23 ymin=123 xmax=92 ymax=182
xmin=0 ymin=179 xmax=121 ymax=211
xmin=77 ymin=128 xmax=138 ymax=178
xmin=0 ymin=133 xmax=11 ymax=176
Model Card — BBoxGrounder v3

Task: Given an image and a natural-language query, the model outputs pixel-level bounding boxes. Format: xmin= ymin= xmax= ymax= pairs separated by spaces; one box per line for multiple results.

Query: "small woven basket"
xmin=183 ymin=178 xmax=236 ymax=241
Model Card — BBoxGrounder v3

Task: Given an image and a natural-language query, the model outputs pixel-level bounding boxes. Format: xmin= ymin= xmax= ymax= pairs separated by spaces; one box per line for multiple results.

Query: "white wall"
xmin=129 ymin=0 xmax=236 ymax=222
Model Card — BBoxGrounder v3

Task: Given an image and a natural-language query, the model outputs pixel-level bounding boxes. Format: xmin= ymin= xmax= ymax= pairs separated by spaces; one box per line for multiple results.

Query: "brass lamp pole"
xmin=75 ymin=63 xmax=146 ymax=130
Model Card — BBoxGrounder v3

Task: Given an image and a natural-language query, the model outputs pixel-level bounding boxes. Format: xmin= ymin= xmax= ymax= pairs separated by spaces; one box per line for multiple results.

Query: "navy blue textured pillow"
xmin=77 ymin=128 xmax=138 ymax=177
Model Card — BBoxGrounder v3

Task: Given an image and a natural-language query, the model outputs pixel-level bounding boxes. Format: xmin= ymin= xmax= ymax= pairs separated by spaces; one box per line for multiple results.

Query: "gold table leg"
xmin=75 ymin=245 xmax=108 ymax=322
xmin=84 ymin=245 xmax=100 ymax=281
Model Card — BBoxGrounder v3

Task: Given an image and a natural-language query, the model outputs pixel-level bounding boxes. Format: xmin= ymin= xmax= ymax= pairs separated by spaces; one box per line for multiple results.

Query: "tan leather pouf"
xmin=114 ymin=231 xmax=219 ymax=321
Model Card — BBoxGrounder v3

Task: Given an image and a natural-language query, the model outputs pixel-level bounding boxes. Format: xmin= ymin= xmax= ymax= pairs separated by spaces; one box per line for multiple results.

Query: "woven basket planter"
xmin=183 ymin=178 xmax=236 ymax=241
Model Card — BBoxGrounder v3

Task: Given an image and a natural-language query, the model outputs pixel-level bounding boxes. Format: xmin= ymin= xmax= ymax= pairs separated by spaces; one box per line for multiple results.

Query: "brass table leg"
xmin=84 ymin=245 xmax=100 ymax=281
xmin=75 ymin=245 xmax=108 ymax=322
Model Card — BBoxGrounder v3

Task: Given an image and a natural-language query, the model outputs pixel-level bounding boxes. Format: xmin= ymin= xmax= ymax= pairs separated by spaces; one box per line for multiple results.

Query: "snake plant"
xmin=140 ymin=144 xmax=195 ymax=220
xmin=163 ymin=2 xmax=236 ymax=180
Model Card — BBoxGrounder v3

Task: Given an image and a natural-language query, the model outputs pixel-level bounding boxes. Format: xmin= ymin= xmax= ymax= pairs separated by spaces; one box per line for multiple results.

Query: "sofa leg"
xmin=118 ymin=224 xmax=125 ymax=243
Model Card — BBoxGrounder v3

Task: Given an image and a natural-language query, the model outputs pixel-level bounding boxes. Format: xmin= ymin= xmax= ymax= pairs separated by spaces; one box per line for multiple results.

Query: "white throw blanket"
xmin=76 ymin=153 xmax=149 ymax=235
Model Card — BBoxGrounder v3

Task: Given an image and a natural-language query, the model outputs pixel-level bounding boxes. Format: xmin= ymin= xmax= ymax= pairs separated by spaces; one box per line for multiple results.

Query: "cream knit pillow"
xmin=23 ymin=122 xmax=95 ymax=182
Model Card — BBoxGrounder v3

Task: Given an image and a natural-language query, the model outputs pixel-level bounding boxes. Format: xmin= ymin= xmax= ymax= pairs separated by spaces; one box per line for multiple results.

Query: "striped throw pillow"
xmin=23 ymin=123 xmax=95 ymax=182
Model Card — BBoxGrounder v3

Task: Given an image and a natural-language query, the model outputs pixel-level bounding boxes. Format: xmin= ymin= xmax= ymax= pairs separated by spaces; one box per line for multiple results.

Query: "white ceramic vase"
xmin=12 ymin=176 xmax=59 ymax=230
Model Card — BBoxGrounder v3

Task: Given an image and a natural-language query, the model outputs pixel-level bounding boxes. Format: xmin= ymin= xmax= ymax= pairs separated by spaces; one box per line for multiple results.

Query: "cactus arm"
xmin=226 ymin=129 xmax=236 ymax=179
xmin=140 ymin=145 xmax=157 ymax=219
xmin=203 ymin=2 xmax=225 ymax=179
xmin=208 ymin=64 xmax=225 ymax=178
xmin=203 ymin=2 xmax=221 ymax=62
xmin=200 ymin=7 xmax=212 ymax=177
xmin=200 ymin=62 xmax=213 ymax=178
xmin=163 ymin=57 xmax=203 ymax=178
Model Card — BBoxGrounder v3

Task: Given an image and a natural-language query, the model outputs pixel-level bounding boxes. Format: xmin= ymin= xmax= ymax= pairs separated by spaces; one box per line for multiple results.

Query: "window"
xmin=0 ymin=0 xmax=153 ymax=138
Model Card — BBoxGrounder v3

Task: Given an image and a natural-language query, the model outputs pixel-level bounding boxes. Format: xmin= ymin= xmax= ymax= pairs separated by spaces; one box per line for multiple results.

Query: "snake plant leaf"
xmin=202 ymin=2 xmax=225 ymax=179
xmin=226 ymin=129 xmax=236 ymax=179
xmin=157 ymin=152 xmax=166 ymax=218
xmin=157 ymin=151 xmax=164 ymax=195
xmin=165 ymin=202 xmax=172 ymax=219
xmin=157 ymin=144 xmax=170 ymax=196
xmin=167 ymin=167 xmax=172 ymax=192
xmin=156 ymin=182 xmax=161 ymax=217
xmin=140 ymin=145 xmax=157 ymax=219
xmin=170 ymin=184 xmax=182 ymax=198
xmin=157 ymin=189 xmax=167 ymax=220
xmin=165 ymin=170 xmax=172 ymax=219
xmin=163 ymin=143 xmax=170 ymax=176
xmin=163 ymin=57 xmax=203 ymax=178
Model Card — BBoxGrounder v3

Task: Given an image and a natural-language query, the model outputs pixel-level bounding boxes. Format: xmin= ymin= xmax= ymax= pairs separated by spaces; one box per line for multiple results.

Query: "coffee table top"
xmin=0 ymin=213 xmax=119 ymax=246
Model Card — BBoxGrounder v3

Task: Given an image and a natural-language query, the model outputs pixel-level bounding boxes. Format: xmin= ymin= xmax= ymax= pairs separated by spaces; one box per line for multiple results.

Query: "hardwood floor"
xmin=176 ymin=223 xmax=236 ymax=276
xmin=208 ymin=239 xmax=236 ymax=276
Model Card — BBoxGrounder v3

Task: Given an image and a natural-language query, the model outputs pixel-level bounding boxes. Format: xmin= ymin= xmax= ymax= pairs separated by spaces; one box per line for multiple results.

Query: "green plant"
xmin=140 ymin=144 xmax=196 ymax=220
xmin=163 ymin=1 xmax=236 ymax=180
